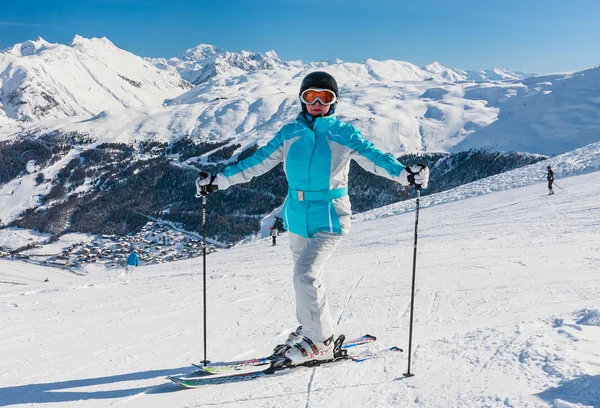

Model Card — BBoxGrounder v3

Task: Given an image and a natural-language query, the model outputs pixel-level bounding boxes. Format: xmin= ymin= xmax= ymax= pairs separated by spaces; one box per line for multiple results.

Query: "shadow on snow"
xmin=0 ymin=366 xmax=191 ymax=406
xmin=537 ymin=374 xmax=600 ymax=408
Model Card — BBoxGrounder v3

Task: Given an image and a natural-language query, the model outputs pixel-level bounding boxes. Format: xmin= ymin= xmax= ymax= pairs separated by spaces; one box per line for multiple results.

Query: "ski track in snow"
xmin=336 ymin=272 xmax=366 ymax=325
xmin=0 ymin=171 xmax=600 ymax=407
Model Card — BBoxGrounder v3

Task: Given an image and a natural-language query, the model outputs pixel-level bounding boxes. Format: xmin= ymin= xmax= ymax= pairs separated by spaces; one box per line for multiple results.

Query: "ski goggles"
xmin=300 ymin=88 xmax=337 ymax=105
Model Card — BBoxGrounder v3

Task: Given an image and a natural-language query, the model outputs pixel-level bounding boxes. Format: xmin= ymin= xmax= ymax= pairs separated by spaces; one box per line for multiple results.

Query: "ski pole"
xmin=553 ymin=182 xmax=563 ymax=190
xmin=404 ymin=185 xmax=421 ymax=378
xmin=198 ymin=172 xmax=211 ymax=366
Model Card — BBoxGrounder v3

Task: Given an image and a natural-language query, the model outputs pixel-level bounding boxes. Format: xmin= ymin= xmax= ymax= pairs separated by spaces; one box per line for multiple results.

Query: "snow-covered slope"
xmin=0 ymin=147 xmax=83 ymax=225
xmin=422 ymin=63 xmax=530 ymax=82
xmin=0 ymin=259 xmax=80 ymax=286
xmin=454 ymin=65 xmax=600 ymax=154
xmin=0 ymin=36 xmax=191 ymax=121
xmin=1 ymin=166 xmax=599 ymax=407
xmin=357 ymin=140 xmax=600 ymax=221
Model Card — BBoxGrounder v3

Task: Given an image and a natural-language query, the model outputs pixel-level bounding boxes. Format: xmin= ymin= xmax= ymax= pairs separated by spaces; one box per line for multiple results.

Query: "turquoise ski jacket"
xmin=127 ymin=252 xmax=139 ymax=266
xmin=222 ymin=114 xmax=408 ymax=238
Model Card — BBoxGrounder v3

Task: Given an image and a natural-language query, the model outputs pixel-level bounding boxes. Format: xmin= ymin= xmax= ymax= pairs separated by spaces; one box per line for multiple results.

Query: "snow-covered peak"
xmin=0 ymin=35 xmax=191 ymax=122
xmin=20 ymin=37 xmax=50 ymax=56
xmin=69 ymin=34 xmax=86 ymax=46
xmin=151 ymin=43 xmax=289 ymax=85
xmin=179 ymin=43 xmax=223 ymax=61
xmin=421 ymin=61 xmax=466 ymax=82
xmin=68 ymin=34 xmax=115 ymax=50
xmin=490 ymin=67 xmax=522 ymax=80
xmin=1 ymin=37 xmax=51 ymax=58
xmin=423 ymin=61 xmax=446 ymax=71
xmin=264 ymin=50 xmax=280 ymax=60
xmin=454 ymin=67 xmax=533 ymax=81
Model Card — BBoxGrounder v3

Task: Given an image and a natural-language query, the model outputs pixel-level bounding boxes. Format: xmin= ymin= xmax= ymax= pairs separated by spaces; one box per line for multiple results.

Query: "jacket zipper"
xmin=306 ymin=120 xmax=320 ymax=235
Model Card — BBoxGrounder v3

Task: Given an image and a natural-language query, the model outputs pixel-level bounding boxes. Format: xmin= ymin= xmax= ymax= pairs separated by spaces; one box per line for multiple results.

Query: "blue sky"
xmin=1 ymin=0 xmax=599 ymax=74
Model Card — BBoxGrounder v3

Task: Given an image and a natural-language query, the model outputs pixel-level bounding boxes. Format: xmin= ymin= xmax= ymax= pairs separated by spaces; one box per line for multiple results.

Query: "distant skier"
xmin=126 ymin=250 xmax=139 ymax=273
xmin=195 ymin=71 xmax=429 ymax=366
xmin=270 ymin=226 xmax=279 ymax=246
xmin=546 ymin=165 xmax=554 ymax=195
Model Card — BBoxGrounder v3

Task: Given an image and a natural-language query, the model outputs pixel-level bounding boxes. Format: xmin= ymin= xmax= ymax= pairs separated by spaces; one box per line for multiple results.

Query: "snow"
xmin=0 ymin=148 xmax=81 ymax=225
xmin=455 ymin=67 xmax=600 ymax=155
xmin=148 ymin=43 xmax=288 ymax=85
xmin=0 ymin=228 xmax=50 ymax=251
xmin=576 ymin=310 xmax=600 ymax=327
xmin=19 ymin=232 xmax=93 ymax=257
xmin=0 ymin=259 xmax=80 ymax=286
xmin=453 ymin=67 xmax=533 ymax=81
xmin=0 ymin=36 xmax=189 ymax=121
xmin=1 ymin=163 xmax=599 ymax=406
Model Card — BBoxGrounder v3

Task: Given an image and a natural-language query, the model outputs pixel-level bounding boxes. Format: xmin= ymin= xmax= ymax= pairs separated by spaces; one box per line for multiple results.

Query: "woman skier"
xmin=196 ymin=71 xmax=429 ymax=366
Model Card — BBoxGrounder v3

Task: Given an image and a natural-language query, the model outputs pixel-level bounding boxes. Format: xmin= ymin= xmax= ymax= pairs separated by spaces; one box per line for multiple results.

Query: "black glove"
xmin=404 ymin=164 xmax=430 ymax=190
xmin=195 ymin=171 xmax=219 ymax=197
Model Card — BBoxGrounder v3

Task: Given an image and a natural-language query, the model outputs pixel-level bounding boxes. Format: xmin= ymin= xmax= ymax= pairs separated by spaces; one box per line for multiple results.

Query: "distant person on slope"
xmin=270 ymin=226 xmax=279 ymax=246
xmin=195 ymin=71 xmax=429 ymax=366
xmin=126 ymin=250 xmax=139 ymax=273
xmin=546 ymin=165 xmax=554 ymax=195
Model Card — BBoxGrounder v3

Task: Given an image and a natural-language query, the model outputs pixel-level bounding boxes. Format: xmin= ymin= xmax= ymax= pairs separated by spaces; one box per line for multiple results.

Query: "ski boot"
xmin=272 ymin=326 xmax=305 ymax=356
xmin=273 ymin=334 xmax=346 ymax=368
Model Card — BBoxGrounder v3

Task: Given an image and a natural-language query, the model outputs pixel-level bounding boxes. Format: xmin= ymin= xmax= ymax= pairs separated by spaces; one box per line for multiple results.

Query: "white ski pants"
xmin=289 ymin=231 xmax=343 ymax=343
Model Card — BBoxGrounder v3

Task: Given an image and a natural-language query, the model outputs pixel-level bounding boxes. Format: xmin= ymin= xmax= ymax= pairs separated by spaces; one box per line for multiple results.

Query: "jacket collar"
xmin=296 ymin=113 xmax=337 ymax=130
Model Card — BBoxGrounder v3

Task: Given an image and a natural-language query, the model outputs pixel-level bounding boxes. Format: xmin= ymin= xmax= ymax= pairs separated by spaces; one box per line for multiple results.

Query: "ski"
xmin=190 ymin=334 xmax=377 ymax=375
xmin=169 ymin=345 xmax=402 ymax=388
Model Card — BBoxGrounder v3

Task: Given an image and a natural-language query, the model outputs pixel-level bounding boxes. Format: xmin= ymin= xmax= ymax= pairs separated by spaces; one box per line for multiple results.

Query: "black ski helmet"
xmin=299 ymin=71 xmax=338 ymax=116
xmin=547 ymin=165 xmax=551 ymax=169
xmin=299 ymin=71 xmax=339 ymax=96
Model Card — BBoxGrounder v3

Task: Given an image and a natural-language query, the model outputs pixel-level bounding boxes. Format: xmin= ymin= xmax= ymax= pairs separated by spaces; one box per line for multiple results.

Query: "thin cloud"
xmin=0 ymin=21 xmax=65 ymax=28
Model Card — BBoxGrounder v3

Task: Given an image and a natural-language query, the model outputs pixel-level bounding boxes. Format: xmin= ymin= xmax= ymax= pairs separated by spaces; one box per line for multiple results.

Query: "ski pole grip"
xmin=198 ymin=171 xmax=209 ymax=196
xmin=411 ymin=163 xmax=427 ymax=191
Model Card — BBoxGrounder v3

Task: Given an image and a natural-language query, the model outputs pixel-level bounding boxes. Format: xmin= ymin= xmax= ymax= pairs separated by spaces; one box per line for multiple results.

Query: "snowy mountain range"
xmin=148 ymin=45 xmax=530 ymax=86
xmin=147 ymin=44 xmax=294 ymax=85
xmin=423 ymin=61 xmax=532 ymax=81
xmin=1 ymin=36 xmax=597 ymax=159
xmin=2 ymin=35 xmax=598 ymax=158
